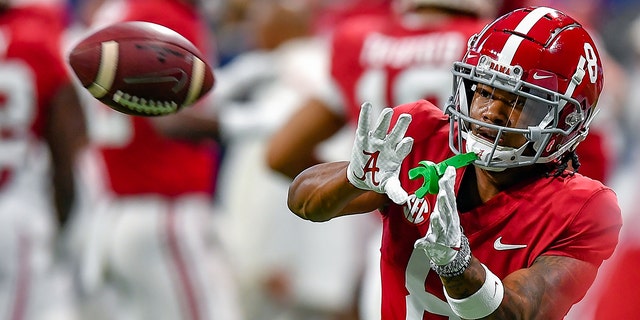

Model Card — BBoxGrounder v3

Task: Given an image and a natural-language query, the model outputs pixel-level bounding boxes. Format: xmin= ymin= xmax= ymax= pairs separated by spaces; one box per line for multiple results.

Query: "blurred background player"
xmin=64 ymin=0 xmax=242 ymax=319
xmin=267 ymin=1 xmax=496 ymax=318
xmin=212 ymin=1 xmax=379 ymax=319
xmin=0 ymin=0 xmax=87 ymax=319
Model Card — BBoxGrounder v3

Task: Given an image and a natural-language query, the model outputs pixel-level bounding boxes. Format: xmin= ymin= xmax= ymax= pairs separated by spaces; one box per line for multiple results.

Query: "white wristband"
xmin=444 ymin=263 xmax=504 ymax=319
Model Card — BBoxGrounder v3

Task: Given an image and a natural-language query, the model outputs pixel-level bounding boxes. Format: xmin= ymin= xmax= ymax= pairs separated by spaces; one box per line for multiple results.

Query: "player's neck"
xmin=457 ymin=167 xmax=482 ymax=212
xmin=465 ymin=165 xmax=541 ymax=204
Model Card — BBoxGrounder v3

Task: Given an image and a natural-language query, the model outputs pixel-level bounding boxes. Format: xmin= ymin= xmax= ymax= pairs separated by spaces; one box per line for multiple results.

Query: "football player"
xmin=287 ymin=6 xmax=622 ymax=319
xmin=67 ymin=0 xmax=241 ymax=319
xmin=0 ymin=0 xmax=87 ymax=319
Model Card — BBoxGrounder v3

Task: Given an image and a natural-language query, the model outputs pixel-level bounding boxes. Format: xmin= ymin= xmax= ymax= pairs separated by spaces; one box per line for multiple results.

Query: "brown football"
xmin=68 ymin=21 xmax=214 ymax=116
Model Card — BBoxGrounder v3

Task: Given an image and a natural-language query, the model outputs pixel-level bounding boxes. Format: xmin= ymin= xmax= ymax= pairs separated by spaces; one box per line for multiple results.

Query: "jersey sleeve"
xmin=544 ymin=188 xmax=622 ymax=267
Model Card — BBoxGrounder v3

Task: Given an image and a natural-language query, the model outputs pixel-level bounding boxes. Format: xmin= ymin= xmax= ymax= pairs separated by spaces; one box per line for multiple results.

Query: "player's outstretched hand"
xmin=414 ymin=166 xmax=462 ymax=265
xmin=347 ymin=102 xmax=413 ymax=204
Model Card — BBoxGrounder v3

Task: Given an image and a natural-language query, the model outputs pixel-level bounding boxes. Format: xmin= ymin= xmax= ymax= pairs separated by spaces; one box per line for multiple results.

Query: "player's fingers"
xmin=430 ymin=206 xmax=445 ymax=236
xmin=395 ymin=137 xmax=414 ymax=160
xmin=387 ymin=113 xmax=411 ymax=144
xmin=372 ymin=108 xmax=393 ymax=140
xmin=440 ymin=166 xmax=458 ymax=215
xmin=356 ymin=102 xmax=372 ymax=137
xmin=438 ymin=167 xmax=456 ymax=206
xmin=385 ymin=178 xmax=409 ymax=205
xmin=441 ymin=166 xmax=456 ymax=187
xmin=436 ymin=183 xmax=454 ymax=224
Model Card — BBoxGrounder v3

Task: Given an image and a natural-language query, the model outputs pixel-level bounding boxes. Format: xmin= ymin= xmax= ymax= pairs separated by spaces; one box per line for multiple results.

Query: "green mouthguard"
xmin=408 ymin=152 xmax=478 ymax=198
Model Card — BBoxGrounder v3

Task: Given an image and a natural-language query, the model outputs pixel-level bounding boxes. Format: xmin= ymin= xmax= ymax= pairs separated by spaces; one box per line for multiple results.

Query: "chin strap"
xmin=408 ymin=152 xmax=477 ymax=198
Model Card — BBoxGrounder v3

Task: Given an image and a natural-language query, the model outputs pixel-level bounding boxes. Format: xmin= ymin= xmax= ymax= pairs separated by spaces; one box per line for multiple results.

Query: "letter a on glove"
xmin=347 ymin=102 xmax=413 ymax=204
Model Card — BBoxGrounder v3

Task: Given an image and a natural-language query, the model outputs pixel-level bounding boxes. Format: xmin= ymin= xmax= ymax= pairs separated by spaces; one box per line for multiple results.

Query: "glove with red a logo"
xmin=346 ymin=102 xmax=413 ymax=204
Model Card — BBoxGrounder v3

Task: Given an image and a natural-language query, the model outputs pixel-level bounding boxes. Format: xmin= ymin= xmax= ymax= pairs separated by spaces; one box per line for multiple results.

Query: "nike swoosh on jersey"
xmin=493 ymin=237 xmax=527 ymax=250
xmin=532 ymin=72 xmax=553 ymax=80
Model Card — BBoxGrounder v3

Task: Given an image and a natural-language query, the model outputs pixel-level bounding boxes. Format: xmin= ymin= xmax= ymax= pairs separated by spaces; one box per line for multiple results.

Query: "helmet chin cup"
xmin=408 ymin=152 xmax=477 ymax=198
xmin=464 ymin=132 xmax=530 ymax=171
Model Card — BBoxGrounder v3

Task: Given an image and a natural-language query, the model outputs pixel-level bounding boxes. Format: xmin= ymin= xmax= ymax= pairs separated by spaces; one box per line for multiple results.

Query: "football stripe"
xmin=499 ymin=7 xmax=556 ymax=65
xmin=184 ymin=58 xmax=205 ymax=106
xmin=87 ymin=41 xmax=119 ymax=98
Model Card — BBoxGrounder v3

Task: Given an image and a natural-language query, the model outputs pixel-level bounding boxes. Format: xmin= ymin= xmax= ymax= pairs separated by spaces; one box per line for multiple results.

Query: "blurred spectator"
xmin=64 ymin=0 xmax=241 ymax=319
xmin=0 ymin=0 xmax=87 ymax=319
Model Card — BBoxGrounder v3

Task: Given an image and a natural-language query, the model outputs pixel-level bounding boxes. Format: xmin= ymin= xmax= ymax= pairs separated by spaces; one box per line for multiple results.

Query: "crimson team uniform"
xmin=378 ymin=100 xmax=622 ymax=319
xmin=0 ymin=3 xmax=77 ymax=320
xmin=329 ymin=14 xmax=490 ymax=120
xmin=71 ymin=1 xmax=240 ymax=319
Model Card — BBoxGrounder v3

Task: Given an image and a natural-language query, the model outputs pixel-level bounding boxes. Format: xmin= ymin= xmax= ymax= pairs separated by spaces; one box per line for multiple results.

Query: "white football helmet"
xmin=445 ymin=6 xmax=604 ymax=171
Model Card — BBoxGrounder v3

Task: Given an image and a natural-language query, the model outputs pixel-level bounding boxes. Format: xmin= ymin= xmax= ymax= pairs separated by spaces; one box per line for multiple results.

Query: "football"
xmin=68 ymin=21 xmax=215 ymax=116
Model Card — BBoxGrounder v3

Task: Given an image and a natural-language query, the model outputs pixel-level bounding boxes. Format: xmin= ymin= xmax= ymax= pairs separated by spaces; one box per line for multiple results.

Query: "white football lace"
xmin=113 ymin=90 xmax=179 ymax=115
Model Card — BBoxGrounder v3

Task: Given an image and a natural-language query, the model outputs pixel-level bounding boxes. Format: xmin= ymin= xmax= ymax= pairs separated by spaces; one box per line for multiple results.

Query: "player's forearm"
xmin=440 ymin=257 xmax=521 ymax=319
xmin=268 ymin=151 xmax=321 ymax=180
xmin=441 ymin=255 xmax=595 ymax=319
xmin=287 ymin=161 xmax=366 ymax=222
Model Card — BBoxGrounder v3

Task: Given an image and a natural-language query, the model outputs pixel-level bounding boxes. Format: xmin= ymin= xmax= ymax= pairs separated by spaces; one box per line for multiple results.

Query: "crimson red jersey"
xmin=378 ymin=100 xmax=622 ymax=319
xmin=93 ymin=0 xmax=218 ymax=196
xmin=0 ymin=5 xmax=68 ymax=138
xmin=312 ymin=0 xmax=391 ymax=35
xmin=0 ymin=5 xmax=69 ymax=189
xmin=329 ymin=14 xmax=489 ymax=123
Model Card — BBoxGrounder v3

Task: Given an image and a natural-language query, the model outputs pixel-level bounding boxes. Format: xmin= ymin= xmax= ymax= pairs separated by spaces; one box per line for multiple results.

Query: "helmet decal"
xmin=497 ymin=7 xmax=558 ymax=65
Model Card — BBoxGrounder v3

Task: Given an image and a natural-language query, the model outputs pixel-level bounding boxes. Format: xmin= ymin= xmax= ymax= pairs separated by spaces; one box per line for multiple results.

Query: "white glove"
xmin=414 ymin=165 xmax=462 ymax=265
xmin=347 ymin=102 xmax=413 ymax=204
